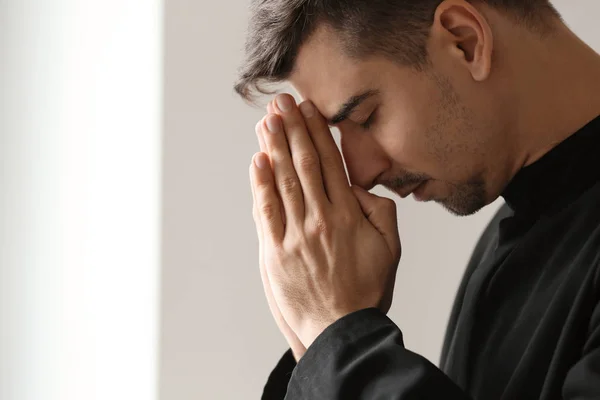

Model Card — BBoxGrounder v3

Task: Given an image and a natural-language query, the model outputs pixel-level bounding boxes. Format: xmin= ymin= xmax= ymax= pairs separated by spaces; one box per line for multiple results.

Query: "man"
xmin=235 ymin=0 xmax=600 ymax=398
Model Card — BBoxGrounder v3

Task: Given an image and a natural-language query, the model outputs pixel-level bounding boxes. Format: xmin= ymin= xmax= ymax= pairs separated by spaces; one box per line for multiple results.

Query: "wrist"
xmin=291 ymin=348 xmax=305 ymax=362
xmin=298 ymin=315 xmax=342 ymax=349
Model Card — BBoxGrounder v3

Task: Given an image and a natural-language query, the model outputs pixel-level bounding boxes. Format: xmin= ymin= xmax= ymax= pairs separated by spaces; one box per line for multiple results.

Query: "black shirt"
xmin=261 ymin=113 xmax=600 ymax=400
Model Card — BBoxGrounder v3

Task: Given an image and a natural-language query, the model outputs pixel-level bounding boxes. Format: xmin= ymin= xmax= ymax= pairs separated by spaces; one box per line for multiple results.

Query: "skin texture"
xmin=249 ymin=0 xmax=600 ymax=359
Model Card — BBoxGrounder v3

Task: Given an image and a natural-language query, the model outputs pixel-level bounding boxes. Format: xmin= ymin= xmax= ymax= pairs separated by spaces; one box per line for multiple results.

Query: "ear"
xmin=431 ymin=0 xmax=494 ymax=82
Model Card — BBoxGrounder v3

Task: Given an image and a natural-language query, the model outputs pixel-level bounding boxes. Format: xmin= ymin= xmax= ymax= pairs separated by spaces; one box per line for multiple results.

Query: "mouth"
xmin=396 ymin=181 xmax=425 ymax=198
xmin=412 ymin=180 xmax=429 ymax=202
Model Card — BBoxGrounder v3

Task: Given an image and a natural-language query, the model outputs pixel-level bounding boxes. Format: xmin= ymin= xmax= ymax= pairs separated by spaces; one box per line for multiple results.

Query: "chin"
xmin=437 ymin=190 xmax=488 ymax=217
xmin=439 ymin=201 xmax=483 ymax=217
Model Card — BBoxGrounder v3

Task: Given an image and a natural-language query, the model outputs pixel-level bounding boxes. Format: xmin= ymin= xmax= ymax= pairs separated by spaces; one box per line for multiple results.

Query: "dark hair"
xmin=234 ymin=0 xmax=560 ymax=102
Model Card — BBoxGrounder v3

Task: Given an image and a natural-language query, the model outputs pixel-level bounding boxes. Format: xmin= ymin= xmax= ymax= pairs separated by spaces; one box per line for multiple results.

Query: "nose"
xmin=340 ymin=130 xmax=389 ymax=191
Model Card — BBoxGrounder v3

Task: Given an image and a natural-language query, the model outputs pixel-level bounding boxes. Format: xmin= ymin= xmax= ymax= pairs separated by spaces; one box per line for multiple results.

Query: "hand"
xmin=250 ymin=101 xmax=306 ymax=361
xmin=249 ymin=93 xmax=401 ymax=349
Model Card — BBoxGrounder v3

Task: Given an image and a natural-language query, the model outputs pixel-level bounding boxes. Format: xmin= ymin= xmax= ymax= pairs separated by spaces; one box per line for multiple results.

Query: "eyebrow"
xmin=328 ymin=89 xmax=380 ymax=125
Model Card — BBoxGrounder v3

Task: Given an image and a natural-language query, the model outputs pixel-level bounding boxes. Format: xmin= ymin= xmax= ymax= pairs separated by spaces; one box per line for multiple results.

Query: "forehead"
xmin=289 ymin=26 xmax=384 ymax=119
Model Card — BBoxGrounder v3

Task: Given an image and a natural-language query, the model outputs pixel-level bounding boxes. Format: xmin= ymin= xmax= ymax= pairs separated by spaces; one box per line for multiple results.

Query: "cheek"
xmin=375 ymin=95 xmax=443 ymax=171
xmin=374 ymin=117 xmax=441 ymax=173
xmin=376 ymin=116 xmax=479 ymax=185
xmin=424 ymin=116 xmax=488 ymax=184
xmin=339 ymin=128 xmax=390 ymax=167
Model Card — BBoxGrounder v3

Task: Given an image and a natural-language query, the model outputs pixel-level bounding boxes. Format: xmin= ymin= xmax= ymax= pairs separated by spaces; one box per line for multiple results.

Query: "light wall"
xmin=0 ymin=2 xmax=162 ymax=400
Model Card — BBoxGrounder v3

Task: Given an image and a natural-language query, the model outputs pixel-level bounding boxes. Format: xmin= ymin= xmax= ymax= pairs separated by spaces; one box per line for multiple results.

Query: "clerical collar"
xmin=501 ymin=114 xmax=600 ymax=216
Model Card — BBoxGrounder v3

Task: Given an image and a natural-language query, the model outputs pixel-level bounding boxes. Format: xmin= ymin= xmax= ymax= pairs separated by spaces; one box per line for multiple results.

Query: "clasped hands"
xmin=249 ymin=93 xmax=401 ymax=361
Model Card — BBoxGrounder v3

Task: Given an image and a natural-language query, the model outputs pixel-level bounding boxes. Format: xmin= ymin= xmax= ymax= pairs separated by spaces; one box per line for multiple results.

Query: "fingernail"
xmin=254 ymin=153 xmax=268 ymax=169
xmin=276 ymin=94 xmax=294 ymax=112
xmin=299 ymin=101 xmax=314 ymax=118
xmin=266 ymin=114 xmax=280 ymax=133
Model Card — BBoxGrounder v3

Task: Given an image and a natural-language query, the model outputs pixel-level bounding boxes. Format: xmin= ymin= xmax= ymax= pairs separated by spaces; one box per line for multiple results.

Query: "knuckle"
xmin=260 ymin=202 xmax=278 ymax=221
xmin=307 ymin=214 xmax=331 ymax=237
xmin=314 ymin=216 xmax=330 ymax=234
xmin=279 ymin=176 xmax=299 ymax=197
xmin=296 ymin=153 xmax=319 ymax=172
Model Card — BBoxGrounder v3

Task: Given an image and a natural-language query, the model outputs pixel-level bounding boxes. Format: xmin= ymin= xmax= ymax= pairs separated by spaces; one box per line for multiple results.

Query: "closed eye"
xmin=360 ymin=108 xmax=377 ymax=130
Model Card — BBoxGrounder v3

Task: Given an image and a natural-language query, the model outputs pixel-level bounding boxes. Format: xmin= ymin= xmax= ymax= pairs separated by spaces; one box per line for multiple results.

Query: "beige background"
xmin=160 ymin=1 xmax=599 ymax=399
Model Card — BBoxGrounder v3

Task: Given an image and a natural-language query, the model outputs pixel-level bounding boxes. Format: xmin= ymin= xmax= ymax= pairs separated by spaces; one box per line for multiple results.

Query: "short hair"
xmin=234 ymin=0 xmax=560 ymax=102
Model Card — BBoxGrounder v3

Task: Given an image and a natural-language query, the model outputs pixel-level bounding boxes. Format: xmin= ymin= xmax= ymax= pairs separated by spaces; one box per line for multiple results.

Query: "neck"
xmin=506 ymin=21 xmax=600 ymax=177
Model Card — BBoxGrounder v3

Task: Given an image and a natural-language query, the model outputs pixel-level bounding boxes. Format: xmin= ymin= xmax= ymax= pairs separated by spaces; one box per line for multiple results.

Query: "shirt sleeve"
xmin=262 ymin=307 xmax=472 ymax=399
xmin=261 ymin=348 xmax=296 ymax=400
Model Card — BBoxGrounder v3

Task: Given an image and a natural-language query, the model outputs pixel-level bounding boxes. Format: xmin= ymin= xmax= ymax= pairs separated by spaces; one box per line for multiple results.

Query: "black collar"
xmin=501 ymin=114 xmax=600 ymax=217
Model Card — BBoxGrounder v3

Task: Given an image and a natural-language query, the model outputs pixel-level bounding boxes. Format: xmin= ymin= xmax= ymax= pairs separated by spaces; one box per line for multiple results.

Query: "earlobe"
xmin=435 ymin=1 xmax=493 ymax=82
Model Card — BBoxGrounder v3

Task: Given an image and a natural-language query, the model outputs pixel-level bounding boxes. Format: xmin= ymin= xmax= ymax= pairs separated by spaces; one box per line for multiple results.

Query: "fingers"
xmin=271 ymin=94 xmax=329 ymax=210
xmin=255 ymin=94 xmax=347 ymax=231
xmin=255 ymin=100 xmax=276 ymax=153
xmin=258 ymin=103 xmax=287 ymax=226
xmin=251 ymin=152 xmax=285 ymax=243
xmin=250 ymin=159 xmax=291 ymax=343
xmin=253 ymin=101 xmax=276 ymax=155
xmin=259 ymin=113 xmax=306 ymax=223
xmin=351 ymin=185 xmax=401 ymax=261
xmin=298 ymin=100 xmax=353 ymax=205
xmin=250 ymin=162 xmax=264 ymax=240
xmin=249 ymin=157 xmax=276 ymax=318
xmin=255 ymin=119 xmax=267 ymax=154
xmin=250 ymin=126 xmax=306 ymax=359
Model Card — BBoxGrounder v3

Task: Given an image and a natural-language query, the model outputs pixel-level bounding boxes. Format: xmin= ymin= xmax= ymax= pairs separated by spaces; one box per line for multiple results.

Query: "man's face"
xmin=289 ymin=26 xmax=506 ymax=216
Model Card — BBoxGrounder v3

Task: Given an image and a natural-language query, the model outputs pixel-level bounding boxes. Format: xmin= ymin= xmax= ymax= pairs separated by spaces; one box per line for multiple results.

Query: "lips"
xmin=396 ymin=181 xmax=424 ymax=198
xmin=412 ymin=181 xmax=429 ymax=201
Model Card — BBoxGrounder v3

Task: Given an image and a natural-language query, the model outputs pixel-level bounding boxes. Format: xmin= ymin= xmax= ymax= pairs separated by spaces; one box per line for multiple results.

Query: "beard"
xmin=438 ymin=179 xmax=487 ymax=216
xmin=383 ymin=175 xmax=488 ymax=216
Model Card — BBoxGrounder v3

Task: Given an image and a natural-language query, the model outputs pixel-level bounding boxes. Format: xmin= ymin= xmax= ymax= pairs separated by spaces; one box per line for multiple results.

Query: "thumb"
xmin=351 ymin=185 xmax=400 ymax=253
